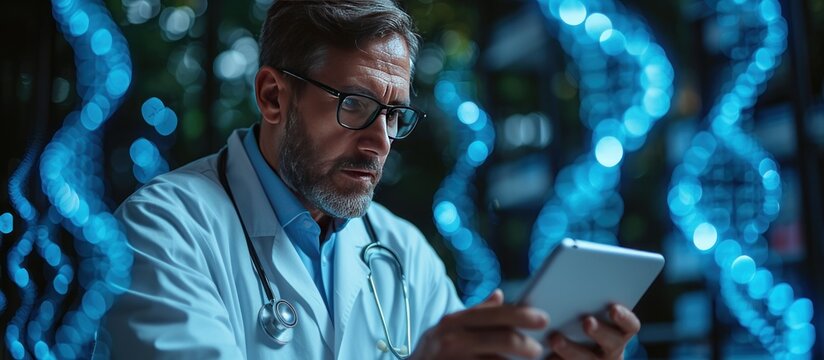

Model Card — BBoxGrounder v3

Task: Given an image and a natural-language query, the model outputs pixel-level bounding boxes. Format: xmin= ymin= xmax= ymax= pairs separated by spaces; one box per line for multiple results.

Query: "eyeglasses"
xmin=280 ymin=69 xmax=425 ymax=140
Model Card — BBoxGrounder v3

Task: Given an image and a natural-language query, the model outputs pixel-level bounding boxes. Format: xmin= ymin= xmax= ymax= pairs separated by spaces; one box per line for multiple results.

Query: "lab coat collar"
xmin=225 ymin=130 xmax=338 ymax=353
xmin=224 ymin=129 xmax=281 ymax=238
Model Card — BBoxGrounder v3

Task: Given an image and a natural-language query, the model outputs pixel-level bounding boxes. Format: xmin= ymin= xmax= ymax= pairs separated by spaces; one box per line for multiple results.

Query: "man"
xmin=101 ymin=0 xmax=641 ymax=359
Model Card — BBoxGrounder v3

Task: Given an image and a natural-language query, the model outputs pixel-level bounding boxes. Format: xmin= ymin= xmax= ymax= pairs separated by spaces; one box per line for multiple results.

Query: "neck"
xmin=257 ymin=124 xmax=333 ymax=235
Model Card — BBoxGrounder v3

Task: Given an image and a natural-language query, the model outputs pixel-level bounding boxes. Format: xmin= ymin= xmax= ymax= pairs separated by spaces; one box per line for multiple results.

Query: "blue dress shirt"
xmin=242 ymin=124 xmax=345 ymax=318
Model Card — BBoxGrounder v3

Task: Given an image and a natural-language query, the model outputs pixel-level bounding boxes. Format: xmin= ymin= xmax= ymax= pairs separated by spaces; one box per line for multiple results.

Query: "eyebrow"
xmin=340 ymin=84 xmax=411 ymax=106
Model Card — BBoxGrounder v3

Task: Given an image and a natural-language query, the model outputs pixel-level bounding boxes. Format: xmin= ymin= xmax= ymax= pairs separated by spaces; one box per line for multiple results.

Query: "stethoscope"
xmin=217 ymin=147 xmax=412 ymax=359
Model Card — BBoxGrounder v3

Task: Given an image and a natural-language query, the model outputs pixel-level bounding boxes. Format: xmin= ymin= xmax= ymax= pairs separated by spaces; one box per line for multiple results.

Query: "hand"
xmin=547 ymin=304 xmax=641 ymax=360
xmin=410 ymin=289 xmax=550 ymax=360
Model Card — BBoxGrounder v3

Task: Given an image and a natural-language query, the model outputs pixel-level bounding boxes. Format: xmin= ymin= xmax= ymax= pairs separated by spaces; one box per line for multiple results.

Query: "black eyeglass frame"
xmin=280 ymin=69 xmax=425 ymax=140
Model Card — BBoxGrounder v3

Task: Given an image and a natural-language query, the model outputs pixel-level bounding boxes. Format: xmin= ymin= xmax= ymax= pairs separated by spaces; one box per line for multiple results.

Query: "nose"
xmin=358 ymin=112 xmax=392 ymax=157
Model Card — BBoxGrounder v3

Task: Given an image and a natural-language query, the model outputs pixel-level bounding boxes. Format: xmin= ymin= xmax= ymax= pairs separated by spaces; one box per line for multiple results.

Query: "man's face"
xmin=278 ymin=34 xmax=412 ymax=219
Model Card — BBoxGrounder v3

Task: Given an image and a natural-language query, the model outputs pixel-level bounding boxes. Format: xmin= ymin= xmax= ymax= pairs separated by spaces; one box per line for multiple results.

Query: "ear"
xmin=255 ymin=66 xmax=290 ymax=126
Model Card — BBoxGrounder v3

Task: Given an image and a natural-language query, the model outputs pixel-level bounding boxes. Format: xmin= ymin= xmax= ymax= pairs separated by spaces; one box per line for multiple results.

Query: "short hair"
xmin=259 ymin=0 xmax=420 ymax=81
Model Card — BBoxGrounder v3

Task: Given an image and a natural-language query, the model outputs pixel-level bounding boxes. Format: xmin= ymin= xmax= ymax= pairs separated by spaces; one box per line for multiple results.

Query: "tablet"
xmin=516 ymin=239 xmax=664 ymax=357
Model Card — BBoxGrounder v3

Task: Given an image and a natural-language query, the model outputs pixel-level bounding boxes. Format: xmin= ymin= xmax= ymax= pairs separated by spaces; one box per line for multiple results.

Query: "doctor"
xmin=101 ymin=0 xmax=641 ymax=359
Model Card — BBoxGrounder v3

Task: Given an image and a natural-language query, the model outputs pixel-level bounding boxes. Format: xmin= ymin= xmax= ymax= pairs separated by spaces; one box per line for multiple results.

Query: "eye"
xmin=386 ymin=109 xmax=401 ymax=127
xmin=341 ymin=96 xmax=369 ymax=113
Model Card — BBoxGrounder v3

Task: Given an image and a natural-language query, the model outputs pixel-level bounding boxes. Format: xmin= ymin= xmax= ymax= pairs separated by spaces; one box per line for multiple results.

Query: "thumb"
xmin=474 ymin=289 xmax=504 ymax=308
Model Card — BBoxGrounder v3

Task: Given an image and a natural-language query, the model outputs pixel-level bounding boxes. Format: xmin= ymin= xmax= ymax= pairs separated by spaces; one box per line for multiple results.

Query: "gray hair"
xmin=259 ymin=0 xmax=420 ymax=83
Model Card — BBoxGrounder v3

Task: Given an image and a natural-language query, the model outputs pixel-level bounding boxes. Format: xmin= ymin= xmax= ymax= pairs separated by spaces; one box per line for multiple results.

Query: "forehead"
xmin=313 ymin=33 xmax=412 ymax=103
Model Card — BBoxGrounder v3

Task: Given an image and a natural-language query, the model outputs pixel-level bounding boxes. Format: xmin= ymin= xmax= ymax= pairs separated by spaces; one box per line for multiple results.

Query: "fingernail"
xmin=529 ymin=309 xmax=550 ymax=324
xmin=586 ymin=316 xmax=597 ymax=330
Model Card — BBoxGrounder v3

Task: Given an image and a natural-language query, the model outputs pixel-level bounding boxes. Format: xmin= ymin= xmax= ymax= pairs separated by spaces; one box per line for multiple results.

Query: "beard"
xmin=277 ymin=107 xmax=382 ymax=219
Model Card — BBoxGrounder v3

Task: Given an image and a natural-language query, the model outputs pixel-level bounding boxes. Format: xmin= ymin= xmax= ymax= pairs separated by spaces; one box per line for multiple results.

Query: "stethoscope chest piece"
xmin=259 ymin=299 xmax=298 ymax=345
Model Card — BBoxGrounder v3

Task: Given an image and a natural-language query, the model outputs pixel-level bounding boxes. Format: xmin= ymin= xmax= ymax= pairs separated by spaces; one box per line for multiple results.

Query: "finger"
xmin=610 ymin=304 xmax=641 ymax=336
xmin=549 ymin=334 xmax=598 ymax=360
xmin=474 ymin=289 xmax=505 ymax=309
xmin=445 ymin=305 xmax=549 ymax=330
xmin=467 ymin=329 xmax=544 ymax=359
xmin=582 ymin=316 xmax=625 ymax=358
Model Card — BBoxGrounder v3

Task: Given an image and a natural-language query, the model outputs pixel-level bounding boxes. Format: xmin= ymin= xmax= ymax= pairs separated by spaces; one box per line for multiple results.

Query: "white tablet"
xmin=516 ymin=239 xmax=664 ymax=357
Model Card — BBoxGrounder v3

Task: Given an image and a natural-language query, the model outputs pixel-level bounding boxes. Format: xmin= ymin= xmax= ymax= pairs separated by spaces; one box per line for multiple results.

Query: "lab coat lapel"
xmin=224 ymin=130 xmax=334 ymax=354
xmin=259 ymin=229 xmax=335 ymax=355
xmin=333 ymin=215 xmax=372 ymax=354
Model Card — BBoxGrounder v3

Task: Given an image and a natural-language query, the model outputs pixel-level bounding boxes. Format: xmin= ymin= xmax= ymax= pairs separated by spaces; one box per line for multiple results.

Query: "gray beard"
xmin=277 ymin=109 xmax=380 ymax=219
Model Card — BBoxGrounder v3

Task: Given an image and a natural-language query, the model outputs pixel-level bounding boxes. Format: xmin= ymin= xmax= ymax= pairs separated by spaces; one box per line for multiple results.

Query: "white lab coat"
xmin=100 ymin=129 xmax=465 ymax=359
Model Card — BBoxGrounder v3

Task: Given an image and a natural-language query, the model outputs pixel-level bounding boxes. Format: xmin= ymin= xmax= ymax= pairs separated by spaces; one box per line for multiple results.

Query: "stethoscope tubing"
xmin=217 ymin=145 xmax=410 ymax=358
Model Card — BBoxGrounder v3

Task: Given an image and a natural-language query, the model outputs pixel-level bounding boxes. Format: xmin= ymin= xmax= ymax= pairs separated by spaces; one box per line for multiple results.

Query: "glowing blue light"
xmin=141 ymin=97 xmax=165 ymax=125
xmin=748 ymin=269 xmax=774 ymax=299
xmin=536 ymin=208 xmax=568 ymax=238
xmin=14 ymin=269 xmax=30 ymax=287
xmin=762 ymin=169 xmax=780 ymax=190
xmin=758 ymin=157 xmax=777 ymax=174
xmin=692 ymin=223 xmax=718 ymax=251
xmin=80 ymin=102 xmax=104 ymax=130
xmin=760 ymin=0 xmax=780 ymax=22
xmin=623 ymin=107 xmax=652 ymax=136
xmin=594 ymin=136 xmax=623 ymax=167
xmin=754 ymin=48 xmax=775 ymax=71
xmin=467 ymin=141 xmax=489 ymax=164
xmin=34 ymin=341 xmax=49 ymax=359
xmin=35 ymin=3 xmax=136 ymax=355
xmin=731 ymin=256 xmax=756 ymax=284
xmin=783 ymin=298 xmax=813 ymax=328
xmin=0 ymin=212 xmax=12 ymax=234
xmin=599 ymin=29 xmax=626 ymax=55
xmin=641 ymin=63 xmax=674 ymax=89
xmin=155 ymin=108 xmax=179 ymax=136
xmin=785 ymin=323 xmax=815 ymax=354
xmin=106 ymin=68 xmax=131 ymax=97
xmin=625 ymin=29 xmax=650 ymax=56
xmin=433 ymin=59 xmax=501 ymax=302
xmin=434 ymin=81 xmax=458 ymax=106
xmin=81 ymin=289 xmax=107 ymax=320
xmin=68 ymin=11 xmax=89 ymax=36
xmin=714 ymin=239 xmax=741 ymax=268
xmin=10 ymin=340 xmax=24 ymax=359
xmin=434 ymin=201 xmax=460 ymax=233
xmin=452 ymin=228 xmax=473 ymax=251
xmin=584 ymin=13 xmax=612 ymax=40
xmin=642 ymin=88 xmax=670 ymax=117
xmin=457 ymin=101 xmax=480 ymax=125
xmin=90 ymin=29 xmax=112 ymax=55
xmin=768 ymin=283 xmax=794 ymax=315
xmin=45 ymin=243 xmax=61 ymax=266
xmin=54 ymin=274 xmax=70 ymax=295
xmin=129 ymin=138 xmax=159 ymax=168
xmin=558 ymin=0 xmax=587 ymax=26
xmin=668 ymin=0 xmax=804 ymax=354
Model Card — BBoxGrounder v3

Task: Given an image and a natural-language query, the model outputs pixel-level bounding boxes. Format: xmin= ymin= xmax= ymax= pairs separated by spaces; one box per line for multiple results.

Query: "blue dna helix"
xmin=529 ymin=0 xmax=675 ymax=270
xmin=1 ymin=0 xmax=136 ymax=358
xmin=431 ymin=37 xmax=501 ymax=306
xmin=668 ymin=0 xmax=815 ymax=356
xmin=0 ymin=212 xmax=12 ymax=313
xmin=5 ymin=126 xmax=74 ymax=360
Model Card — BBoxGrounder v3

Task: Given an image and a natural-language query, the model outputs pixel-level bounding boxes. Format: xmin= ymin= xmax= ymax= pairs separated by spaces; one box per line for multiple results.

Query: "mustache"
xmin=333 ymin=155 xmax=383 ymax=173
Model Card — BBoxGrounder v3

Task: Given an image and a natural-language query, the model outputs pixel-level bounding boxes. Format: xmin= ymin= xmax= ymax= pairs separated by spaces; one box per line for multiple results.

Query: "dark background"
xmin=2 ymin=0 xmax=823 ymax=358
